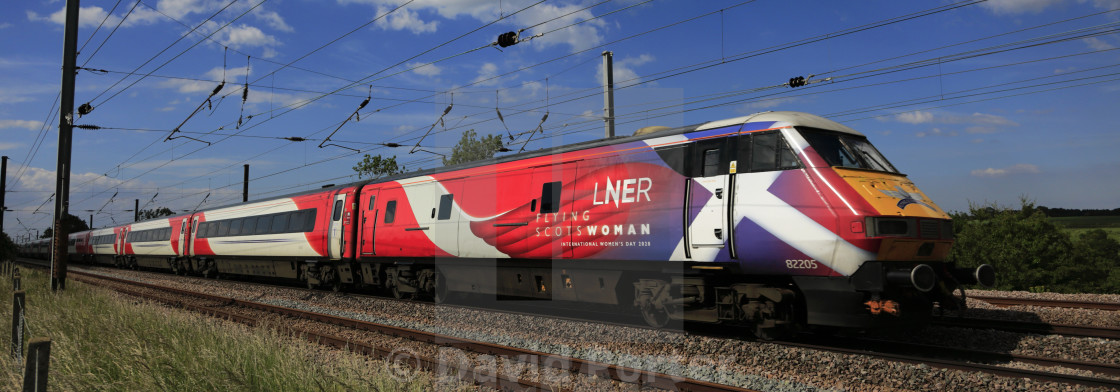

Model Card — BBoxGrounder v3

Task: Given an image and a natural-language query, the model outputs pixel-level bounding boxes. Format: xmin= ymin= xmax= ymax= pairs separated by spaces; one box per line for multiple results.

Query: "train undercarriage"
xmin=97 ymin=254 xmax=993 ymax=340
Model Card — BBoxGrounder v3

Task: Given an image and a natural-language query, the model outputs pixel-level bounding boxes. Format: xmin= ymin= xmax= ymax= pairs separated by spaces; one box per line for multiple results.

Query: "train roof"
xmin=195 ymin=111 xmax=864 ymax=212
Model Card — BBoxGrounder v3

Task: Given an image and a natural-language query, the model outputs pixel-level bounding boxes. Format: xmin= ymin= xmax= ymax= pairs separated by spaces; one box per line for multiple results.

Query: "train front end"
xmin=771 ymin=113 xmax=995 ymax=328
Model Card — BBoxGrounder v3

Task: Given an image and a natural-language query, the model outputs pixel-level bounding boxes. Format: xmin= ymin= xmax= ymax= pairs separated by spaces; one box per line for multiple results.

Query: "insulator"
xmin=788 ymin=76 xmax=807 ymax=88
xmin=497 ymin=31 xmax=519 ymax=48
xmin=77 ymin=103 xmax=94 ymax=117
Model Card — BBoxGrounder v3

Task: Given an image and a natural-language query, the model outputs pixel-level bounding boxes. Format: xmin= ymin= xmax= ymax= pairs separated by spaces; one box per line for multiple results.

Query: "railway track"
xmin=781 ymin=335 xmax=1120 ymax=390
xmin=932 ymin=316 xmax=1120 ymax=339
xmin=970 ymin=294 xmax=1120 ymax=311
xmin=16 ymin=260 xmax=1120 ymax=390
xmin=61 ymin=268 xmax=759 ymax=392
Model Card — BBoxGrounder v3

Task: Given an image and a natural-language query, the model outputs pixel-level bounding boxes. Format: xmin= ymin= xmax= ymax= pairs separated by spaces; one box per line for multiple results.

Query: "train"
xmin=18 ymin=111 xmax=994 ymax=339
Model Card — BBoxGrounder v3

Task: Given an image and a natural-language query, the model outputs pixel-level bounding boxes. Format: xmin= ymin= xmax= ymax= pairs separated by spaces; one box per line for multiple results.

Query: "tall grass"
xmin=0 ymin=267 xmax=452 ymax=391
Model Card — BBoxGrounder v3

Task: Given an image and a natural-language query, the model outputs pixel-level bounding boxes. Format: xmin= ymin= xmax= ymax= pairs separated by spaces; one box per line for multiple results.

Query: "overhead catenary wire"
xmin=56 ymin=0 xmax=1106 ymax=217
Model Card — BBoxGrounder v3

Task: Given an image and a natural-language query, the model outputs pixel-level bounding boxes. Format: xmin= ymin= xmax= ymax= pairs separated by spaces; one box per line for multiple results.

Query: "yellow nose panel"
xmin=834 ymin=168 xmax=949 ymax=218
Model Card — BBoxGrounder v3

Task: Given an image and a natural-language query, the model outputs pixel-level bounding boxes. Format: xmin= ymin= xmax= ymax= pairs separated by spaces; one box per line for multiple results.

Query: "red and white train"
xmin=20 ymin=111 xmax=993 ymax=338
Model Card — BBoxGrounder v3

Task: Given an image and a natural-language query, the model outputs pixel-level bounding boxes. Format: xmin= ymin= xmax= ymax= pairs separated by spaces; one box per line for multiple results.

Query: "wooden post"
xmin=12 ymin=267 xmax=20 ymax=291
xmin=12 ymin=290 xmax=24 ymax=360
xmin=22 ymin=338 xmax=50 ymax=392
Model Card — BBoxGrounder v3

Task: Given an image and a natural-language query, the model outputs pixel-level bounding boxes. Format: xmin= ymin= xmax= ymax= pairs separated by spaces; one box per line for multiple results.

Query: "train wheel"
xmin=391 ymin=284 xmax=410 ymax=300
xmin=432 ymin=272 xmax=450 ymax=304
xmin=639 ymin=301 xmax=670 ymax=329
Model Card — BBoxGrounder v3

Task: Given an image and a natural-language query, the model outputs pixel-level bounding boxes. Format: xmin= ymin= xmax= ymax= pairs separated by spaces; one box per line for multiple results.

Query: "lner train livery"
xmin=20 ymin=111 xmax=993 ymax=338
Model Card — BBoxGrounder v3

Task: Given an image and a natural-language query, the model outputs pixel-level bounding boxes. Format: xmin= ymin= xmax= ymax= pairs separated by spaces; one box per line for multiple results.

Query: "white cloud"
xmin=375 ymin=5 xmax=438 ymax=34
xmin=407 ymin=62 xmax=442 ymax=77
xmin=344 ymin=0 xmax=607 ymax=52
xmin=1084 ymin=37 xmax=1117 ymax=51
xmin=737 ymin=97 xmax=798 ymax=112
xmin=0 ymin=22 xmax=12 ymax=29
xmin=220 ymin=24 xmax=279 ymax=50
xmin=254 ymin=9 xmax=293 ymax=32
xmin=971 ymin=163 xmax=1040 ymax=177
xmin=895 ymin=111 xmax=934 ymax=124
xmin=979 ymin=0 xmax=1063 ymax=15
xmin=472 ymin=62 xmax=500 ymax=86
xmin=595 ymin=53 xmax=655 ymax=87
xmin=0 ymin=142 xmax=22 ymax=151
xmin=915 ymin=128 xmax=959 ymax=138
xmin=0 ymin=120 xmax=45 ymax=130
xmin=27 ymin=5 xmax=161 ymax=28
xmin=893 ymin=111 xmax=1018 ymax=128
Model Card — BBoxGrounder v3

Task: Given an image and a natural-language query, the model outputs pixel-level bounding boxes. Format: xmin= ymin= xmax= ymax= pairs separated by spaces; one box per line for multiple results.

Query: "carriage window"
xmin=539 ymin=182 xmax=562 ymax=214
xmin=437 ymin=194 xmax=454 ymax=220
xmin=217 ymin=221 xmax=231 ymax=237
xmin=242 ymin=217 xmax=257 ymax=235
xmin=368 ymin=195 xmax=376 ymax=211
xmin=254 ymin=216 xmax=271 ymax=235
xmin=288 ymin=211 xmax=307 ymax=232
xmin=271 ymin=214 xmax=290 ymax=233
xmin=229 ymin=219 xmax=242 ymax=236
xmin=692 ymin=138 xmax=729 ymax=177
xmin=384 ymin=201 xmax=397 ymax=224
xmin=332 ymin=200 xmax=344 ymax=222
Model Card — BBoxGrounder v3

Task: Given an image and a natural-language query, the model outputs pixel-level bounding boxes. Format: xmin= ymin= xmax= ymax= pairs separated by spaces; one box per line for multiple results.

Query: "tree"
xmin=949 ymin=197 xmax=1120 ymax=294
xmin=442 ymin=129 xmax=505 ymax=166
xmin=0 ymin=232 xmax=16 ymax=261
xmin=138 ymin=207 xmax=176 ymax=220
xmin=41 ymin=213 xmax=90 ymax=238
xmin=353 ymin=154 xmax=405 ymax=180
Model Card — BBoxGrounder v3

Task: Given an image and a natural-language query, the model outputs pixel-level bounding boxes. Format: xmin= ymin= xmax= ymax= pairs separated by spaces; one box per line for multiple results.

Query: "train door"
xmin=328 ymin=192 xmax=348 ymax=259
xmin=188 ymin=216 xmax=199 ymax=256
xmin=432 ymin=179 xmax=462 ymax=256
xmin=177 ymin=219 xmax=189 ymax=257
xmin=529 ymin=163 xmax=574 ymax=259
xmin=116 ymin=226 xmax=129 ymax=256
xmin=359 ymin=187 xmax=380 ymax=257
xmin=688 ymin=136 xmax=737 ymax=250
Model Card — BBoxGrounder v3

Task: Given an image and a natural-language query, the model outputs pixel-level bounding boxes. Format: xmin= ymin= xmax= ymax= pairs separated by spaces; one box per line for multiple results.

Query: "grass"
xmin=0 ymin=267 xmax=455 ymax=391
xmin=1050 ymin=216 xmax=1120 ymax=243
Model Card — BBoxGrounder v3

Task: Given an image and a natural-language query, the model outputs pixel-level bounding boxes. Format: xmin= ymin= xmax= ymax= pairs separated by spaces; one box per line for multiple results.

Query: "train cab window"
xmin=384 ymin=201 xmax=397 ymax=224
xmin=332 ymin=200 xmax=344 ymax=222
xmin=437 ymin=194 xmax=454 ymax=220
xmin=539 ymin=182 xmax=562 ymax=214
xmin=271 ymin=214 xmax=290 ymax=234
xmin=798 ymin=127 xmax=897 ymax=173
xmin=749 ymin=131 xmax=801 ymax=172
xmin=702 ymin=149 xmax=720 ymax=177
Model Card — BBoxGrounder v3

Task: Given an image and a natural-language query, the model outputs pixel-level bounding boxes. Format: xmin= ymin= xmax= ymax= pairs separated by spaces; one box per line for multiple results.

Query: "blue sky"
xmin=2 ymin=0 xmax=1119 ymax=239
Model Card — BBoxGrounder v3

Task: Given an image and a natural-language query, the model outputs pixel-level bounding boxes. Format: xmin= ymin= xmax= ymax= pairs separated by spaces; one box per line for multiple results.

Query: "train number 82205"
xmin=785 ymin=259 xmax=819 ymax=269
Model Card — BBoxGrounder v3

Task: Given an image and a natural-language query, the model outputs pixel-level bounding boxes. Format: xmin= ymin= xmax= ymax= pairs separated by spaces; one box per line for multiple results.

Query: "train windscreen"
xmin=798 ymin=128 xmax=898 ymax=173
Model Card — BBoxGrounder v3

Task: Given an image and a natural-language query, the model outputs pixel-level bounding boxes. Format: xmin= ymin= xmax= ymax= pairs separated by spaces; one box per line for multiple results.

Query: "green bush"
xmin=949 ymin=199 xmax=1120 ymax=293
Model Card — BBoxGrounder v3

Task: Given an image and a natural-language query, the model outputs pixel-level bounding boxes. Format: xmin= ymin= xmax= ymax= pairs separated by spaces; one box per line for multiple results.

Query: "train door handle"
xmin=714 ymin=228 xmax=722 ymax=239
xmin=715 ymin=188 xmax=723 ymax=199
